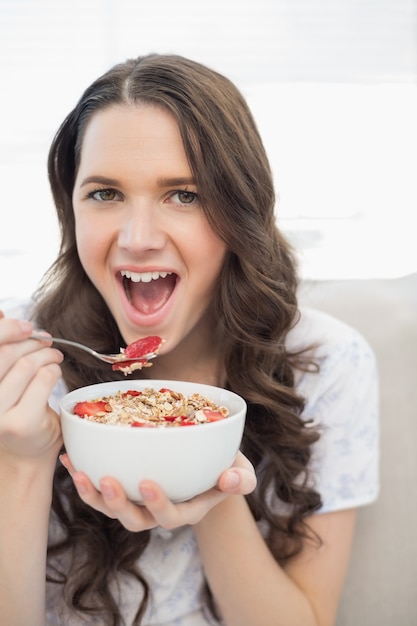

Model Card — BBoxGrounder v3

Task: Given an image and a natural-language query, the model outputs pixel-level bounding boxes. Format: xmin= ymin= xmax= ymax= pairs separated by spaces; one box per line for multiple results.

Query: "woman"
xmin=0 ymin=54 xmax=378 ymax=626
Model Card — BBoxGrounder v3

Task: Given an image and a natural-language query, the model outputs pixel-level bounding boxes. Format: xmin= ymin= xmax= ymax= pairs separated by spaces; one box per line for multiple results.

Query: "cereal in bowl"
xmin=73 ymin=387 xmax=229 ymax=427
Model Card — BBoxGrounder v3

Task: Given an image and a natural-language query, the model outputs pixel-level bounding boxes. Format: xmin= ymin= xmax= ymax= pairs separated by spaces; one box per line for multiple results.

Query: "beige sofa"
xmin=298 ymin=273 xmax=417 ymax=625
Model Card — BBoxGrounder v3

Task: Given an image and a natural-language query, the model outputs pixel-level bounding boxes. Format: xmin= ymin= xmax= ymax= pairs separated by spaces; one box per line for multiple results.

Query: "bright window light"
xmin=1 ymin=0 xmax=416 ymax=298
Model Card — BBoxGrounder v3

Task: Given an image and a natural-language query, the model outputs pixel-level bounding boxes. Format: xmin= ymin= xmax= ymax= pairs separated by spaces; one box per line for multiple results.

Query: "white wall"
xmin=1 ymin=0 xmax=416 ymax=298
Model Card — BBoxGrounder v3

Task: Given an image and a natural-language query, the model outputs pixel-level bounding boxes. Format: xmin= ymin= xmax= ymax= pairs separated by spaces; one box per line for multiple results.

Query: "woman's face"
xmin=72 ymin=104 xmax=226 ymax=357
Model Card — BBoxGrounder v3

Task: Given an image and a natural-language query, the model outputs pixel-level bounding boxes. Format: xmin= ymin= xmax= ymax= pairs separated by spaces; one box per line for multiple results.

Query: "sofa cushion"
xmin=298 ymin=274 xmax=417 ymax=625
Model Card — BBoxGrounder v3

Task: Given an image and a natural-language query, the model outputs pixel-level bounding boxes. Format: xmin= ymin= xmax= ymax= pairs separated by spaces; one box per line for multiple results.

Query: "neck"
xmin=145 ymin=318 xmax=225 ymax=386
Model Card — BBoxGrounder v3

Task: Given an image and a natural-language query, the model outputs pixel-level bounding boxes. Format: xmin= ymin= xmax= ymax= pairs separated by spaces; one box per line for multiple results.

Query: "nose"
xmin=118 ymin=202 xmax=167 ymax=253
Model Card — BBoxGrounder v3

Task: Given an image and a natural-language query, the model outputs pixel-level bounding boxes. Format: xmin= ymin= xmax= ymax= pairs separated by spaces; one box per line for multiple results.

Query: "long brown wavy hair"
xmin=33 ymin=54 xmax=322 ymax=625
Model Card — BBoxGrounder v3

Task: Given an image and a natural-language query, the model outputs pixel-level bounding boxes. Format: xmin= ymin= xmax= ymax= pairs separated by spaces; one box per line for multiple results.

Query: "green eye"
xmin=176 ymin=191 xmax=196 ymax=204
xmin=97 ymin=189 xmax=116 ymax=201
xmin=90 ymin=189 xmax=118 ymax=202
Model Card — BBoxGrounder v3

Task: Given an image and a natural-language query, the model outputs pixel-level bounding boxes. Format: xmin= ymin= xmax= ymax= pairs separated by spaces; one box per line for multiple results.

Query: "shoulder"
xmin=287 ymin=307 xmax=380 ymax=512
xmin=287 ymin=305 xmax=375 ymax=361
xmin=287 ymin=306 xmax=378 ymax=404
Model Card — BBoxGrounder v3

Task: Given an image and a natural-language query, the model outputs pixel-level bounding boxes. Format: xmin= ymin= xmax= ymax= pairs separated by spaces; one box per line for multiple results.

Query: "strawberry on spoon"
xmin=112 ymin=335 xmax=165 ymax=375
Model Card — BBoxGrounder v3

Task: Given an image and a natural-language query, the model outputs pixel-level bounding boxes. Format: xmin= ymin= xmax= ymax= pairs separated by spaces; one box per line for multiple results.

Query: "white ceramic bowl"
xmin=60 ymin=380 xmax=247 ymax=503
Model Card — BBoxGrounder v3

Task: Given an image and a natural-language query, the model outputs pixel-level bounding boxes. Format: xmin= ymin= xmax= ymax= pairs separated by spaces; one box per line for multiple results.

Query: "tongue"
xmin=129 ymin=275 xmax=176 ymax=314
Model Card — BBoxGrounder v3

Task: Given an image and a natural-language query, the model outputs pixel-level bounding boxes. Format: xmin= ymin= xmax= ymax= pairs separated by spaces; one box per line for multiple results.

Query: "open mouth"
xmin=120 ymin=270 xmax=177 ymax=315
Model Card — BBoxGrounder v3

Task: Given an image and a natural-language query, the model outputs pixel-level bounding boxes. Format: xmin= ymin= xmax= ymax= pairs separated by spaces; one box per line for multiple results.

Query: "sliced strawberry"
xmin=203 ymin=408 xmax=226 ymax=422
xmin=122 ymin=390 xmax=142 ymax=397
xmin=124 ymin=336 xmax=163 ymax=358
xmin=111 ymin=358 xmax=148 ymax=372
xmin=163 ymin=415 xmax=178 ymax=422
xmin=74 ymin=400 xmax=110 ymax=417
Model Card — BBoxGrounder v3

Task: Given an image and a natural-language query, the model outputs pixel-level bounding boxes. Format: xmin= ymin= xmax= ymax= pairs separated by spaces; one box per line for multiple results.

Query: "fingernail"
xmin=224 ymin=471 xmax=240 ymax=490
xmin=19 ymin=320 xmax=33 ymax=333
xmin=74 ymin=476 xmax=88 ymax=495
xmin=140 ymin=485 xmax=156 ymax=501
xmin=100 ymin=482 xmax=116 ymax=499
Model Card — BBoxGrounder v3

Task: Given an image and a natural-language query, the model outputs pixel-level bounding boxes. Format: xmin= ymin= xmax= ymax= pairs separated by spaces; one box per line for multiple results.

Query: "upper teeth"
xmin=121 ymin=270 xmax=172 ymax=283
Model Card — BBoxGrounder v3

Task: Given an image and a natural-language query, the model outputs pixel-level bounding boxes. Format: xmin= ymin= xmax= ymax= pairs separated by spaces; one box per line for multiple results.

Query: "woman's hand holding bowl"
xmin=60 ymin=450 xmax=256 ymax=532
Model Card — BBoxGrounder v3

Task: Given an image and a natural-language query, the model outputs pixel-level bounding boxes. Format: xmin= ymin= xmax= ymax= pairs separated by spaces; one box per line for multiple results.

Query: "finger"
xmin=0 ymin=360 xmax=62 ymax=434
xmin=0 ymin=318 xmax=37 ymax=379
xmin=20 ymin=361 xmax=63 ymax=410
xmin=217 ymin=452 xmax=257 ymax=495
xmin=0 ymin=332 xmax=56 ymax=382
xmin=59 ymin=456 xmax=111 ymax=516
xmin=1 ymin=363 xmax=63 ymax=442
xmin=138 ymin=481 xmax=188 ymax=528
xmin=64 ymin=465 xmax=157 ymax=531
xmin=59 ymin=452 xmax=75 ymax=474
xmin=61 ymin=454 xmax=214 ymax=530
xmin=217 ymin=467 xmax=257 ymax=495
xmin=0 ymin=317 xmax=33 ymax=342
xmin=138 ymin=481 xmax=227 ymax=528
xmin=0 ymin=348 xmax=63 ymax=413
xmin=71 ymin=471 xmax=117 ymax=517
xmin=232 ymin=450 xmax=256 ymax=471
xmin=99 ymin=477 xmax=158 ymax=531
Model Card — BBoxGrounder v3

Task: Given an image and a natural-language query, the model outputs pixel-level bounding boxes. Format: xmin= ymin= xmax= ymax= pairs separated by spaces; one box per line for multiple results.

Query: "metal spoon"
xmin=30 ymin=333 xmax=157 ymax=365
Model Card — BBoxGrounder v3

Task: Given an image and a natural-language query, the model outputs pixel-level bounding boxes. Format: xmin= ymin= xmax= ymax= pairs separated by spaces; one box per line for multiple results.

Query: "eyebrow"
xmin=79 ymin=175 xmax=196 ymax=188
xmin=157 ymin=176 xmax=195 ymax=187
